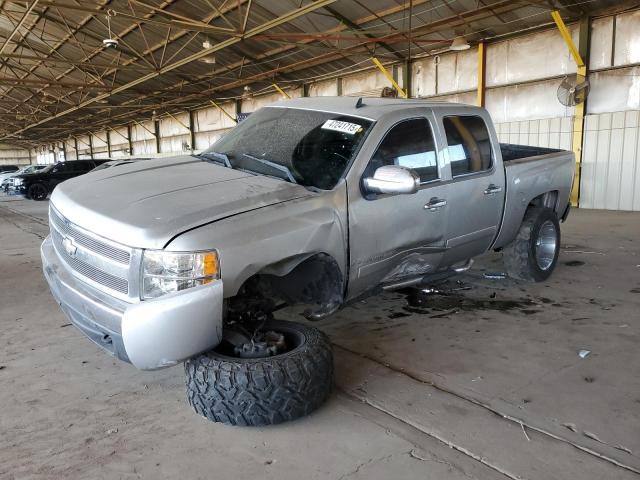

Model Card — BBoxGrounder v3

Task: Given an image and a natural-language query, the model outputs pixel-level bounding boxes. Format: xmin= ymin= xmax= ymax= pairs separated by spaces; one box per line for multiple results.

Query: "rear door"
xmin=347 ymin=110 xmax=450 ymax=298
xmin=435 ymin=110 xmax=505 ymax=265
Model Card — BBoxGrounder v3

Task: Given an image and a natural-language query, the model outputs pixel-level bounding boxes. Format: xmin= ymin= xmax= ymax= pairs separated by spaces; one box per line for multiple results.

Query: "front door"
xmin=347 ymin=113 xmax=450 ymax=299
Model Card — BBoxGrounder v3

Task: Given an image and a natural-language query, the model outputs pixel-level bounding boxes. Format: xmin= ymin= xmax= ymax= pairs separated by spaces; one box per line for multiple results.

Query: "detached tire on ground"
xmin=185 ymin=320 xmax=333 ymax=426
xmin=503 ymin=207 xmax=561 ymax=282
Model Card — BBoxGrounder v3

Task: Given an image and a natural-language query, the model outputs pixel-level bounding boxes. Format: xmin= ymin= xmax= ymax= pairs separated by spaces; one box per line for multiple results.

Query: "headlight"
xmin=14 ymin=178 xmax=23 ymax=186
xmin=141 ymin=250 xmax=220 ymax=299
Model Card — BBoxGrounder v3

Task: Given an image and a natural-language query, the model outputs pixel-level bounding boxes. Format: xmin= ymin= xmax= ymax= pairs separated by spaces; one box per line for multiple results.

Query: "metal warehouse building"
xmin=1 ymin=2 xmax=640 ymax=479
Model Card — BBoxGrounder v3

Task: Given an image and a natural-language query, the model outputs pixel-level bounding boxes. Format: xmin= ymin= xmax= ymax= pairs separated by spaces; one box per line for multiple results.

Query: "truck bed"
xmin=500 ymin=143 xmax=564 ymax=163
xmin=491 ymin=144 xmax=575 ymax=250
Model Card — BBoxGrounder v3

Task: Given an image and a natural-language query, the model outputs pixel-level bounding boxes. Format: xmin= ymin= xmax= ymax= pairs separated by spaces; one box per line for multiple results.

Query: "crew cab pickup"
xmin=41 ymin=97 xmax=574 ymax=425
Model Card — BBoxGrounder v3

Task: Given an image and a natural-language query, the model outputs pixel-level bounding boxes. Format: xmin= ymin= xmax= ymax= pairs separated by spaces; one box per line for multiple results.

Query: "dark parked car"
xmin=15 ymin=159 xmax=106 ymax=201
xmin=0 ymin=164 xmax=19 ymax=173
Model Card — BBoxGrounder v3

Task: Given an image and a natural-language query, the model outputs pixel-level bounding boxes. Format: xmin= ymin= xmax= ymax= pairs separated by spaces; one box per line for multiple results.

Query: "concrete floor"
xmin=1 ymin=196 xmax=639 ymax=480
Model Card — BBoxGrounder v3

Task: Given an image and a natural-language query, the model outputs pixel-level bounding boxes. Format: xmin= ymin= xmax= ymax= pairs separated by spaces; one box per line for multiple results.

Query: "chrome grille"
xmin=50 ymin=208 xmax=130 ymax=264
xmin=51 ymin=228 xmax=129 ymax=294
xmin=49 ymin=206 xmax=131 ymax=296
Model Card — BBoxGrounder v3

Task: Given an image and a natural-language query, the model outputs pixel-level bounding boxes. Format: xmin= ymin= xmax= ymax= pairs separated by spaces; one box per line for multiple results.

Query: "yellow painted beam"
xmin=372 ymin=57 xmax=407 ymax=98
xmin=477 ymin=42 xmax=486 ymax=107
xmin=551 ymin=10 xmax=585 ymax=67
xmin=209 ymin=99 xmax=237 ymax=124
xmin=552 ymin=10 xmax=587 ymax=206
xmin=570 ymin=64 xmax=587 ymax=206
xmin=272 ymin=83 xmax=291 ymax=99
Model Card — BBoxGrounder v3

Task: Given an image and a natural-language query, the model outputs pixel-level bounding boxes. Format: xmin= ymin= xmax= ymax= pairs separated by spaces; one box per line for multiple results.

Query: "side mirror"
xmin=363 ymin=165 xmax=420 ymax=195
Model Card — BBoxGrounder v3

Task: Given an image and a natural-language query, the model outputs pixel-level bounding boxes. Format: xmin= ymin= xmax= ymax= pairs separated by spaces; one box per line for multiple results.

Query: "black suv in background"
xmin=15 ymin=159 xmax=107 ymax=201
xmin=0 ymin=165 xmax=19 ymax=173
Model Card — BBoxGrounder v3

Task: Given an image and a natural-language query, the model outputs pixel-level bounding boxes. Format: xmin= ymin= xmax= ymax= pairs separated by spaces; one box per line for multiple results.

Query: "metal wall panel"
xmin=428 ymin=91 xmax=476 ymax=105
xmin=590 ymin=16 xmax=613 ymax=70
xmin=486 ymin=26 xmax=578 ymax=88
xmin=159 ymin=113 xmax=191 ymax=153
xmin=241 ymin=88 xmax=302 ymax=112
xmin=495 ymin=117 xmax=573 ymax=151
xmin=581 ymin=111 xmax=640 ymax=211
xmin=437 ymin=48 xmax=478 ymax=94
xmin=342 ymin=67 xmax=403 ymax=97
xmin=614 ymin=10 xmax=640 ymax=66
xmin=412 ymin=57 xmax=437 ymax=97
xmin=486 ymin=79 xmax=574 ymax=124
xmin=64 ymin=139 xmax=77 ymax=160
xmin=308 ymin=78 xmax=338 ymax=97
xmin=76 ymin=134 xmax=91 ymax=158
xmin=0 ymin=147 xmax=30 ymax=164
xmin=91 ymin=132 xmax=109 ymax=158
xmin=109 ymin=127 xmax=129 ymax=157
xmin=587 ymin=66 xmax=640 ymax=114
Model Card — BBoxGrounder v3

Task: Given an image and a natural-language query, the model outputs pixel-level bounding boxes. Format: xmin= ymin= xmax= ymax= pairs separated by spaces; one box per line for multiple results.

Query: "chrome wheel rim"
xmin=535 ymin=220 xmax=557 ymax=270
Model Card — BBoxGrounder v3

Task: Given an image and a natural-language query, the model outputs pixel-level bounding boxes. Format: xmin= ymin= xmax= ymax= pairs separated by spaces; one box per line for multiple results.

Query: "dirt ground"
xmin=1 ymin=196 xmax=639 ymax=480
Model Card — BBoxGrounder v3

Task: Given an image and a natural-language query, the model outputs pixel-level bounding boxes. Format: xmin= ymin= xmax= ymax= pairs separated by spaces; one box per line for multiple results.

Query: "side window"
xmin=368 ymin=118 xmax=439 ymax=183
xmin=54 ymin=163 xmax=71 ymax=173
xmin=443 ymin=116 xmax=493 ymax=177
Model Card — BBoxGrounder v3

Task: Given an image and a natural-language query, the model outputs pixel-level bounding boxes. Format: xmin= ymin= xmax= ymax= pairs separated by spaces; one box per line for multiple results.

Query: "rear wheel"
xmin=28 ymin=183 xmax=48 ymax=201
xmin=185 ymin=319 xmax=333 ymax=426
xmin=503 ymin=207 xmax=560 ymax=282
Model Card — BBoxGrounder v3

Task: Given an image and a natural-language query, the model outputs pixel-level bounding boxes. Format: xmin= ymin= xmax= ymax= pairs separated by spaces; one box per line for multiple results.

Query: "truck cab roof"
xmin=270 ymin=96 xmax=482 ymax=121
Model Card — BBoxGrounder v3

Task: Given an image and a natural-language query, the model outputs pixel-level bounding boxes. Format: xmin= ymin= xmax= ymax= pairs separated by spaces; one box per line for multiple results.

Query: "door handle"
xmin=424 ymin=197 xmax=447 ymax=211
xmin=484 ymin=184 xmax=503 ymax=195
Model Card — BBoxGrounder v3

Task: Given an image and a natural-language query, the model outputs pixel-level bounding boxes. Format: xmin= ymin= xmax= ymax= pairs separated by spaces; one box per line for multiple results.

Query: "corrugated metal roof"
xmin=0 ymin=0 xmax=631 ymax=146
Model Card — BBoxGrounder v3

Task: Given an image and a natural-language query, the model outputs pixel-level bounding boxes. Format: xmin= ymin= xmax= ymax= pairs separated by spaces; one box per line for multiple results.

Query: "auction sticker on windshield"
xmin=321 ymin=119 xmax=363 ymax=135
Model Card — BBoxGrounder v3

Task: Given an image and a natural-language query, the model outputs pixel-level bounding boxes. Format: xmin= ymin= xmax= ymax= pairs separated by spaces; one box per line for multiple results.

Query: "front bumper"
xmin=41 ymin=235 xmax=224 ymax=370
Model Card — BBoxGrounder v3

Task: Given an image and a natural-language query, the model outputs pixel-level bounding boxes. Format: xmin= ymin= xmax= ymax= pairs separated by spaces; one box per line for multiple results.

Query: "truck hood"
xmin=51 ymin=156 xmax=314 ymax=249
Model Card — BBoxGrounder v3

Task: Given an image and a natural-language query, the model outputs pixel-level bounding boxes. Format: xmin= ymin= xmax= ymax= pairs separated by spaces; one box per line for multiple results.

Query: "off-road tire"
xmin=185 ymin=320 xmax=333 ymax=426
xmin=503 ymin=207 xmax=560 ymax=282
xmin=28 ymin=183 xmax=48 ymax=201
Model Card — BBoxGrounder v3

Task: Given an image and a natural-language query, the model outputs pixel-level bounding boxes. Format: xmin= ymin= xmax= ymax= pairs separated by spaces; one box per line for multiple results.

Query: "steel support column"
xmin=189 ymin=110 xmax=196 ymax=151
xmin=154 ymin=120 xmax=161 ymax=154
xmin=106 ymin=130 xmax=112 ymax=157
xmin=477 ymin=42 xmax=486 ymax=107
xmin=552 ymin=10 xmax=589 ymax=207
xmin=127 ymin=125 xmax=134 ymax=157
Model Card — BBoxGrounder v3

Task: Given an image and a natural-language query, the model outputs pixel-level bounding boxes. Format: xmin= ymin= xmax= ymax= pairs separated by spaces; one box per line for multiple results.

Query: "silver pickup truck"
xmin=41 ymin=97 xmax=574 ymax=426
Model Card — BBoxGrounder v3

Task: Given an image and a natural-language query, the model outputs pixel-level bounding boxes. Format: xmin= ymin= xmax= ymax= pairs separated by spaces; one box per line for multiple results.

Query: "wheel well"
xmin=528 ymin=191 xmax=558 ymax=212
xmin=228 ymin=253 xmax=344 ymax=316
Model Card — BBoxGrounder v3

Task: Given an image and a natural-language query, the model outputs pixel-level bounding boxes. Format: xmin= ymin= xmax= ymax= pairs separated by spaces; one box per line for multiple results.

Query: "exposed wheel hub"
xmin=233 ymin=330 xmax=286 ymax=359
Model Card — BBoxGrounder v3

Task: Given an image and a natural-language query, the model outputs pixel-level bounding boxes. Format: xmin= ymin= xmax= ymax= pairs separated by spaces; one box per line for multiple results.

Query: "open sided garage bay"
xmin=1 ymin=197 xmax=638 ymax=479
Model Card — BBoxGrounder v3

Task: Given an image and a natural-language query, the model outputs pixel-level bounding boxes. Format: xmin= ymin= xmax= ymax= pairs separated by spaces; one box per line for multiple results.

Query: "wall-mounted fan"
xmin=557 ymin=76 xmax=590 ymax=106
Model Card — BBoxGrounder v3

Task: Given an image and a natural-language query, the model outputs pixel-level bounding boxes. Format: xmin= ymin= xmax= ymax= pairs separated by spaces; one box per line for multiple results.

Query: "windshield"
xmin=204 ymin=107 xmax=373 ymax=190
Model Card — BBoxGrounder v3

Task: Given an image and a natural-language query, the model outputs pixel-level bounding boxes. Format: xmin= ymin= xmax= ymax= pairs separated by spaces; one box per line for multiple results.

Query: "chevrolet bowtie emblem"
xmin=62 ymin=236 xmax=77 ymax=257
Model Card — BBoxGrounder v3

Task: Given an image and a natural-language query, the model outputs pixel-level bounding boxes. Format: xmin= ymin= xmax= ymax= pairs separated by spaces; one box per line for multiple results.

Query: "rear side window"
xmin=73 ymin=162 xmax=92 ymax=172
xmin=369 ymin=118 xmax=438 ymax=183
xmin=443 ymin=116 xmax=492 ymax=177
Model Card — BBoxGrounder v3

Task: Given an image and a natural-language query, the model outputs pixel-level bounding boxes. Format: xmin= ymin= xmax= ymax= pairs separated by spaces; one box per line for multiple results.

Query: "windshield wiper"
xmin=196 ymin=151 xmax=233 ymax=169
xmin=241 ymin=153 xmax=298 ymax=184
